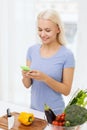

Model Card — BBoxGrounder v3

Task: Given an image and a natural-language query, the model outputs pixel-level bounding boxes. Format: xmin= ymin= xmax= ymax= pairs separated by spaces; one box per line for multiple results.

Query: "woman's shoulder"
xmin=60 ymin=46 xmax=75 ymax=63
xmin=61 ymin=45 xmax=74 ymax=56
xmin=62 ymin=45 xmax=75 ymax=63
xmin=26 ymin=44 xmax=41 ymax=59
xmin=27 ymin=44 xmax=41 ymax=52
xmin=28 ymin=44 xmax=41 ymax=50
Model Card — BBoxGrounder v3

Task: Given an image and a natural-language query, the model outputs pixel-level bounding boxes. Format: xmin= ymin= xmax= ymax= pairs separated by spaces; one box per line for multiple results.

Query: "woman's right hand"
xmin=22 ymin=70 xmax=27 ymax=78
xmin=22 ymin=70 xmax=31 ymax=79
xmin=22 ymin=70 xmax=32 ymax=88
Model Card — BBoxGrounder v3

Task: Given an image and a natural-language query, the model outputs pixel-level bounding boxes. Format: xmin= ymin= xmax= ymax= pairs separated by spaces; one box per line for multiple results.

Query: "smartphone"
xmin=21 ymin=66 xmax=31 ymax=71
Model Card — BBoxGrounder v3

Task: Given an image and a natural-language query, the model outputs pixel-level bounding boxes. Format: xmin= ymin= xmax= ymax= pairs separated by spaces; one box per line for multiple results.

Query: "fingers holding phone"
xmin=21 ymin=66 xmax=31 ymax=78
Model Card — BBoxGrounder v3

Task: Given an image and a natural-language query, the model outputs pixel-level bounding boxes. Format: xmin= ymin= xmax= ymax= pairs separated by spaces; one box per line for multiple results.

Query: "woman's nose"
xmin=41 ymin=31 xmax=45 ymax=37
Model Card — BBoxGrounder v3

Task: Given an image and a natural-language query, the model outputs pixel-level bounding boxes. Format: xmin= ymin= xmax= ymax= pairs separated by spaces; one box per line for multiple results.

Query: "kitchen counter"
xmin=0 ymin=100 xmax=45 ymax=119
xmin=0 ymin=100 xmax=47 ymax=130
xmin=0 ymin=100 xmax=87 ymax=130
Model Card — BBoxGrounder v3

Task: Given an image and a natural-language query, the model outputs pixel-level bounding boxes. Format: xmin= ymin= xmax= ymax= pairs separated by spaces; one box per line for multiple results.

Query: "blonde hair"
xmin=37 ymin=9 xmax=67 ymax=45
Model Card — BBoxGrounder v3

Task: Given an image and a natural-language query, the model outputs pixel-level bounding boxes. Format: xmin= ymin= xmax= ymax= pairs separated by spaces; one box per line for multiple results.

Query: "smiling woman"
xmin=37 ymin=9 xmax=66 ymax=46
xmin=0 ymin=0 xmax=80 ymax=112
xmin=22 ymin=9 xmax=75 ymax=115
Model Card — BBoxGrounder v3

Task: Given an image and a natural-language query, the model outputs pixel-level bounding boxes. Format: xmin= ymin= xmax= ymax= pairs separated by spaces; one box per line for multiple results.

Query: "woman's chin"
xmin=42 ymin=41 xmax=50 ymax=44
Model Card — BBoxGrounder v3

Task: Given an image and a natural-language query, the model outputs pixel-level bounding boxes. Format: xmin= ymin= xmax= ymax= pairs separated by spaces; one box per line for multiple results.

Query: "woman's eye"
xmin=45 ymin=29 xmax=51 ymax=32
xmin=38 ymin=29 xmax=42 ymax=32
xmin=38 ymin=29 xmax=51 ymax=32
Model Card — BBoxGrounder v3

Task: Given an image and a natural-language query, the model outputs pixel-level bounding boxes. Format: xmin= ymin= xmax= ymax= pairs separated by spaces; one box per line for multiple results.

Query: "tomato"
xmin=58 ymin=122 xmax=63 ymax=126
xmin=56 ymin=115 xmax=61 ymax=121
xmin=61 ymin=113 xmax=65 ymax=117
xmin=52 ymin=120 xmax=59 ymax=126
xmin=62 ymin=121 xmax=65 ymax=126
xmin=60 ymin=115 xmax=65 ymax=121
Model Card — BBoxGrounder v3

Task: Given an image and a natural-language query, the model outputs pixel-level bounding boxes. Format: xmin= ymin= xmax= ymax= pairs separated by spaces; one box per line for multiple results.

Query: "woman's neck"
xmin=40 ymin=42 xmax=62 ymax=58
xmin=41 ymin=42 xmax=61 ymax=50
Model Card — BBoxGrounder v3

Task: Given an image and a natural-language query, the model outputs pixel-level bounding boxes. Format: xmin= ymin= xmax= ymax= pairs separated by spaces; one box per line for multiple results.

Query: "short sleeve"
xmin=26 ymin=44 xmax=40 ymax=62
xmin=26 ymin=47 xmax=32 ymax=61
xmin=64 ymin=52 xmax=75 ymax=68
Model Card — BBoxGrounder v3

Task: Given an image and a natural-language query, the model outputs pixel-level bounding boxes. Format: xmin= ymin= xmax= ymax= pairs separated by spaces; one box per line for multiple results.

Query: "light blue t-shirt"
xmin=26 ymin=44 xmax=75 ymax=114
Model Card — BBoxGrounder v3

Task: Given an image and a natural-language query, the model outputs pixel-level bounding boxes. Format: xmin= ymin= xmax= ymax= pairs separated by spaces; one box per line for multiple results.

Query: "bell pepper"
xmin=18 ymin=112 xmax=34 ymax=125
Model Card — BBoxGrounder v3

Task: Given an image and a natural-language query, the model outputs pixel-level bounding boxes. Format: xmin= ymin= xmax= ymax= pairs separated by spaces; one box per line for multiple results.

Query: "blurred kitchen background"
xmin=0 ymin=0 xmax=86 ymax=107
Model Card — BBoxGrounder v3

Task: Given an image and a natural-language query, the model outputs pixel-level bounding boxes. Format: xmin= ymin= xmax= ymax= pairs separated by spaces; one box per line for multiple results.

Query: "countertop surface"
xmin=0 ymin=100 xmax=87 ymax=130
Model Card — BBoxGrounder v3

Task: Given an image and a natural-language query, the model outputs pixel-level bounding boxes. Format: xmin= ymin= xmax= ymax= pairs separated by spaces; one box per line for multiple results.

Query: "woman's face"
xmin=38 ymin=19 xmax=59 ymax=45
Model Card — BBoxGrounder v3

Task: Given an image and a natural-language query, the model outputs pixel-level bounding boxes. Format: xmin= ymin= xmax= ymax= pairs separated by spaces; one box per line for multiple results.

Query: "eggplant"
xmin=44 ymin=104 xmax=56 ymax=124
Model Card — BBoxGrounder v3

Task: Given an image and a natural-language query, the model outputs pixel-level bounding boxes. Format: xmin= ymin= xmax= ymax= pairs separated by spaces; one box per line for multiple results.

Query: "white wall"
xmin=0 ymin=0 xmax=9 ymax=100
xmin=64 ymin=0 xmax=87 ymax=105
xmin=73 ymin=0 xmax=87 ymax=90
xmin=0 ymin=0 xmax=37 ymax=107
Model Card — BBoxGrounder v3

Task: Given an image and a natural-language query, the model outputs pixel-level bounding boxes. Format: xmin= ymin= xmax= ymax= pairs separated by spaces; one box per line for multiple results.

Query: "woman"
xmin=22 ymin=9 xmax=75 ymax=114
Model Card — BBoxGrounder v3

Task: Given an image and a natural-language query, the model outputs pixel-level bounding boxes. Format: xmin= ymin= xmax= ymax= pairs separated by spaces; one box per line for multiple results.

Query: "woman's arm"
xmin=22 ymin=60 xmax=32 ymax=88
xmin=28 ymin=68 xmax=74 ymax=96
xmin=43 ymin=68 xmax=74 ymax=96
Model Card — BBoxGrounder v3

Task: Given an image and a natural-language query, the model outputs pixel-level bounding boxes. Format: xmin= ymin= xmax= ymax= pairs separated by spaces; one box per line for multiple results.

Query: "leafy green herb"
xmin=67 ymin=89 xmax=87 ymax=107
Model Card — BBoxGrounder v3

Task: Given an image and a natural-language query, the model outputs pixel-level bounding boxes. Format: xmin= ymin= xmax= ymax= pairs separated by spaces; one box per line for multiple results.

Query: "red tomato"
xmin=58 ymin=122 xmax=63 ymax=126
xmin=60 ymin=115 xmax=65 ymax=121
xmin=62 ymin=121 xmax=65 ymax=126
xmin=61 ymin=113 xmax=65 ymax=117
xmin=56 ymin=115 xmax=61 ymax=121
xmin=52 ymin=121 xmax=59 ymax=126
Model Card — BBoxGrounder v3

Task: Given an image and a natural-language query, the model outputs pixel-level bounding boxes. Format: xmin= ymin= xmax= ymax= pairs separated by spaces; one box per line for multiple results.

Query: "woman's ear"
xmin=57 ymin=27 xmax=60 ymax=34
xmin=56 ymin=24 xmax=60 ymax=34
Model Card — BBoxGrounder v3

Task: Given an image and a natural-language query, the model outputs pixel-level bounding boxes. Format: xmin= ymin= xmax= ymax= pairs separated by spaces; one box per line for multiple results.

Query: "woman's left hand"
xmin=26 ymin=70 xmax=47 ymax=81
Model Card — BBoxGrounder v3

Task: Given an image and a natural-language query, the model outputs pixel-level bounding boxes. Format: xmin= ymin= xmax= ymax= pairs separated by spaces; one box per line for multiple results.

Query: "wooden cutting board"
xmin=0 ymin=112 xmax=47 ymax=130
